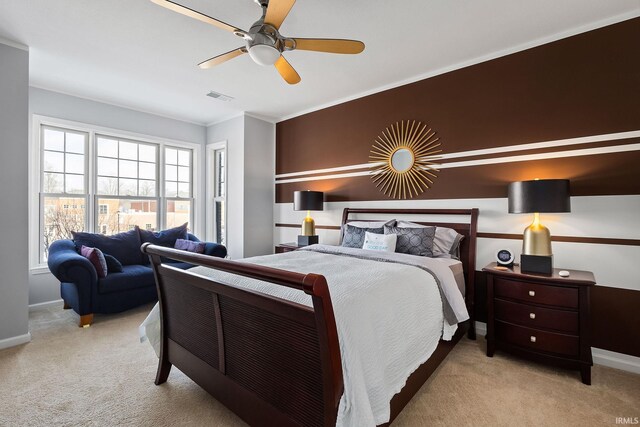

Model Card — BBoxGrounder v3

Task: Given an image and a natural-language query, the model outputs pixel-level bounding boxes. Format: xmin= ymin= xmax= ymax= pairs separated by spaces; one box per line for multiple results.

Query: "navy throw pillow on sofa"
xmin=139 ymin=223 xmax=188 ymax=247
xmin=139 ymin=223 xmax=188 ymax=264
xmin=72 ymin=228 xmax=143 ymax=266
xmin=104 ymin=254 xmax=123 ymax=273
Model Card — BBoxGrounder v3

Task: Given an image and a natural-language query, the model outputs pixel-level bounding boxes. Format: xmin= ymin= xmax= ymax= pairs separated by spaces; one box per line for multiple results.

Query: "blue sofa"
xmin=47 ymin=229 xmax=226 ymax=327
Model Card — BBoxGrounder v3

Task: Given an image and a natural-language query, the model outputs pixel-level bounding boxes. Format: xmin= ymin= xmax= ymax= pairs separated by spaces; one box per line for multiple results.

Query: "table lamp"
xmin=293 ymin=190 xmax=324 ymax=246
xmin=508 ymin=179 xmax=571 ymax=275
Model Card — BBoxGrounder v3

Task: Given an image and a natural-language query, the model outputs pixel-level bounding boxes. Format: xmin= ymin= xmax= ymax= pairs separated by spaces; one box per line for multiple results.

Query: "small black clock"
xmin=496 ymin=249 xmax=514 ymax=267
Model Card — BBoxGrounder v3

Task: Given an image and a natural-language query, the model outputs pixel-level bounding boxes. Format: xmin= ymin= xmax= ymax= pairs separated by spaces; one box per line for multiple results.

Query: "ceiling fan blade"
xmin=274 ymin=56 xmax=301 ymax=85
xmin=198 ymin=48 xmax=247 ymax=69
xmin=292 ymin=38 xmax=365 ymax=54
xmin=264 ymin=0 xmax=296 ymax=30
xmin=150 ymin=0 xmax=245 ymax=34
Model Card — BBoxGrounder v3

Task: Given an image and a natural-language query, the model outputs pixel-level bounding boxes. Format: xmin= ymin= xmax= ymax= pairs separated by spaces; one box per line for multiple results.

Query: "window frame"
xmin=30 ymin=115 xmax=202 ymax=271
xmin=164 ymin=146 xmax=195 ymax=232
xmin=206 ymin=141 xmax=227 ymax=246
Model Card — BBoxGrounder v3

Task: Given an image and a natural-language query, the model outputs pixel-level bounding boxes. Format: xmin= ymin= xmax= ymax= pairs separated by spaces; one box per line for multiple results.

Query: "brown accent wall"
xmin=276 ymin=18 xmax=640 ymax=203
xmin=275 ymin=19 xmax=640 ymax=359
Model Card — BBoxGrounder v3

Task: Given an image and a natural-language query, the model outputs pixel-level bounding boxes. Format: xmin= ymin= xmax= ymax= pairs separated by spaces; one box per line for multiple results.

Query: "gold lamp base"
xmin=301 ymin=211 xmax=315 ymax=236
xmin=298 ymin=211 xmax=319 ymax=246
xmin=522 ymin=213 xmax=552 ymax=256
xmin=521 ymin=213 xmax=553 ymax=274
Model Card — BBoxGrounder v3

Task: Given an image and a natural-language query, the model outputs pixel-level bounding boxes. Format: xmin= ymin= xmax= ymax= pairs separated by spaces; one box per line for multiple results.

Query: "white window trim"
xmin=29 ymin=114 xmax=203 ymax=271
xmin=206 ymin=141 xmax=227 ymax=246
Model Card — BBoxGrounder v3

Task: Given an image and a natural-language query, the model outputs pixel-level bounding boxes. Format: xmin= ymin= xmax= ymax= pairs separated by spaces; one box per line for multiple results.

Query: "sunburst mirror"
xmin=369 ymin=120 xmax=442 ymax=199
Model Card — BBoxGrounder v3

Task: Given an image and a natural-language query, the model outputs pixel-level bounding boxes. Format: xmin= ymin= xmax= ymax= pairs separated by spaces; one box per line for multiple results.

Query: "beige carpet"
xmin=0 ymin=304 xmax=638 ymax=427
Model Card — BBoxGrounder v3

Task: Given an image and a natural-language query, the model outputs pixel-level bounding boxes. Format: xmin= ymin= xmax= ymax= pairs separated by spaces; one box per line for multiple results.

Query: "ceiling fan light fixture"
xmin=248 ymin=44 xmax=280 ymax=66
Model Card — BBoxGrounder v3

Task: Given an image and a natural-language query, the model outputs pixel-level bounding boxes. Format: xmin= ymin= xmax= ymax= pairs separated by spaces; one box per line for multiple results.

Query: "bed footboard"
xmin=142 ymin=243 xmax=343 ymax=427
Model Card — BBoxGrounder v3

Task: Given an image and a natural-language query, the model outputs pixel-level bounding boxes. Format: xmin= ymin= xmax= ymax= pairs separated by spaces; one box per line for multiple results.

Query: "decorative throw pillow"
xmin=396 ymin=221 xmax=464 ymax=259
xmin=73 ymin=228 xmax=143 ymax=266
xmin=362 ymin=231 xmax=397 ymax=253
xmin=174 ymin=238 xmax=206 ymax=254
xmin=139 ymin=223 xmax=188 ymax=264
xmin=345 ymin=219 xmax=396 ymax=229
xmin=80 ymin=245 xmax=108 ymax=278
xmin=341 ymin=224 xmax=383 ymax=248
xmin=384 ymin=225 xmax=436 ymax=257
xmin=103 ymin=254 xmax=123 ymax=273
xmin=139 ymin=223 xmax=188 ymax=247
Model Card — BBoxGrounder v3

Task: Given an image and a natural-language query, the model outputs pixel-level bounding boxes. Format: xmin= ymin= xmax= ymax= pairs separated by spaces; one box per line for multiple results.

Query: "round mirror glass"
xmin=390 ymin=148 xmax=414 ymax=172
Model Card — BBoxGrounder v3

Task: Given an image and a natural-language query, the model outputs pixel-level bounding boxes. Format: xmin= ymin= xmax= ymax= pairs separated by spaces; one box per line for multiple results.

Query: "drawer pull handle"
xmin=528 ymin=290 xmax=536 ymax=297
xmin=530 ymin=336 xmax=537 ymax=343
xmin=529 ymin=313 xmax=536 ymax=319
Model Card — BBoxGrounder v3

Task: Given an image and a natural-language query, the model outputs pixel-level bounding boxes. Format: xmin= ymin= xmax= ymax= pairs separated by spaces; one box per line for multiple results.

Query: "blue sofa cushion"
xmin=140 ymin=223 xmax=188 ymax=264
xmin=73 ymin=228 xmax=143 ymax=266
xmin=140 ymin=223 xmax=188 ymax=247
xmin=98 ymin=265 xmax=155 ymax=294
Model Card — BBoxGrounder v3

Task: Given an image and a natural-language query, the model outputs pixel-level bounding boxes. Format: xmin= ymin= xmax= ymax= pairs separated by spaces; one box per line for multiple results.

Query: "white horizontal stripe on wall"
xmin=275 ymin=129 xmax=640 ymax=184
xmin=276 ymin=143 xmax=640 ymax=184
xmin=273 ymin=196 xmax=640 ymax=292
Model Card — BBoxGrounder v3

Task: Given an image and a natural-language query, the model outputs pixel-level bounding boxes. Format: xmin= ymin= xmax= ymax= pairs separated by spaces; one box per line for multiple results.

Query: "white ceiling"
xmin=0 ymin=0 xmax=638 ymax=125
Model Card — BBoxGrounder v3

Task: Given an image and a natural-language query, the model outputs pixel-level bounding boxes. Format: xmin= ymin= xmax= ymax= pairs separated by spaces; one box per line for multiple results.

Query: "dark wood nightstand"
xmin=483 ymin=263 xmax=596 ymax=385
xmin=274 ymin=242 xmax=306 ymax=254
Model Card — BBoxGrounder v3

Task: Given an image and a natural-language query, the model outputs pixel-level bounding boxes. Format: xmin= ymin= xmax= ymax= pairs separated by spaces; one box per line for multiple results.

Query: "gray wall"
xmin=30 ymin=87 xmax=206 ymax=144
xmin=206 ymin=116 xmax=245 ymax=260
xmin=243 ymin=116 xmax=275 ymax=258
xmin=206 ymin=114 xmax=275 ymax=260
xmin=0 ymin=42 xmax=30 ymax=344
xmin=29 ymin=87 xmax=208 ymax=305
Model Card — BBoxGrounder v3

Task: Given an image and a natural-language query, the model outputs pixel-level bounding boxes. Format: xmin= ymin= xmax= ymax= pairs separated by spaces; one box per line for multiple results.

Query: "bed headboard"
xmin=340 ymin=207 xmax=479 ymax=339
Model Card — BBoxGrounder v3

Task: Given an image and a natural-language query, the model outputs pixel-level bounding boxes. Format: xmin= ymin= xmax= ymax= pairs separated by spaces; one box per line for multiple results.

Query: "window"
xmin=213 ymin=148 xmax=226 ymax=245
xmin=165 ymin=147 xmax=193 ymax=230
xmin=34 ymin=118 xmax=198 ymax=264
xmin=40 ymin=126 xmax=88 ymax=260
xmin=97 ymin=136 xmax=157 ymax=197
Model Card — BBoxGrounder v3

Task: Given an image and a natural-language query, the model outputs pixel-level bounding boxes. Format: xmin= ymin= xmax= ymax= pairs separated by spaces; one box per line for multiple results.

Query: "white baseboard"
xmin=474 ymin=321 xmax=640 ymax=375
xmin=0 ymin=333 xmax=32 ymax=351
xmin=592 ymin=348 xmax=640 ymax=375
xmin=28 ymin=299 xmax=63 ymax=312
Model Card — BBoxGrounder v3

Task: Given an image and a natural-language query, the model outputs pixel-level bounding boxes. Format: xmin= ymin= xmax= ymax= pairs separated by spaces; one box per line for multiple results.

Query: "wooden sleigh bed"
xmin=142 ymin=208 xmax=478 ymax=427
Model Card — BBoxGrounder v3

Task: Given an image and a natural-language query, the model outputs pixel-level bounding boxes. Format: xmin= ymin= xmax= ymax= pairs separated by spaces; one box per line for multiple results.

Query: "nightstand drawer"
xmin=495 ymin=321 xmax=579 ymax=357
xmin=495 ymin=299 xmax=579 ymax=334
xmin=494 ymin=278 xmax=578 ymax=309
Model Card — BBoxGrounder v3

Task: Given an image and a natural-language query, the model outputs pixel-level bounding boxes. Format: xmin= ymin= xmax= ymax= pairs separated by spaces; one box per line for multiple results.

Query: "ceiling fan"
xmin=150 ymin=0 xmax=365 ymax=84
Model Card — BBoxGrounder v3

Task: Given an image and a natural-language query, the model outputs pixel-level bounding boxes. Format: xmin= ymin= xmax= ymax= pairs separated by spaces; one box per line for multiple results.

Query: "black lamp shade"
xmin=508 ymin=179 xmax=571 ymax=213
xmin=293 ymin=191 xmax=324 ymax=211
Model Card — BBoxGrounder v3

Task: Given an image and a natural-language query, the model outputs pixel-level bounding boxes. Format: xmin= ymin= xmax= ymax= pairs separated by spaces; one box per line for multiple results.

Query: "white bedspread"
xmin=140 ymin=246 xmax=468 ymax=427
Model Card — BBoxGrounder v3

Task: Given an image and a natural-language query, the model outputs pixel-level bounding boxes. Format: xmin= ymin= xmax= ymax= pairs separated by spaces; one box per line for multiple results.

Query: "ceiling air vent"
xmin=206 ymin=91 xmax=234 ymax=102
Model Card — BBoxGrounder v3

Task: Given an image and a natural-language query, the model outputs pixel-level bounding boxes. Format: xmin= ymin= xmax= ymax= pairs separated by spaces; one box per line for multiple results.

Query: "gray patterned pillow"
xmin=384 ymin=225 xmax=436 ymax=257
xmin=341 ymin=225 xmax=384 ymax=248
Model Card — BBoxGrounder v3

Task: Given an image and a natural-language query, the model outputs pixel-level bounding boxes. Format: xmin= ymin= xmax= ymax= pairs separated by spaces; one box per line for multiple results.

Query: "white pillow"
xmin=362 ymin=231 xmax=397 ymax=252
